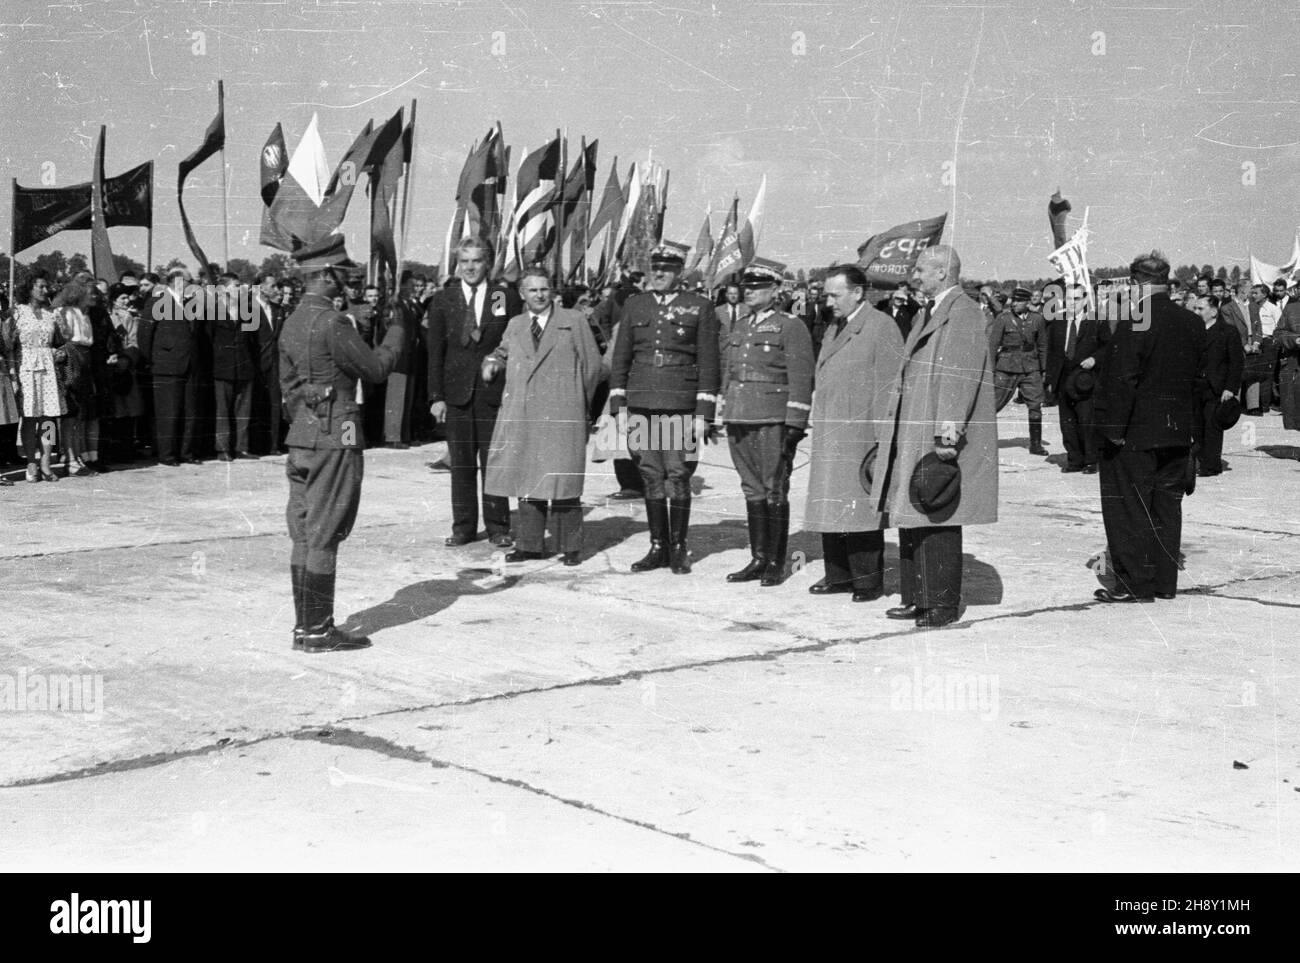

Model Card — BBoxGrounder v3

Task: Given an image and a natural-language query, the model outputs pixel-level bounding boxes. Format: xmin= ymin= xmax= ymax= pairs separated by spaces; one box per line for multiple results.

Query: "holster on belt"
xmin=302 ymin=384 xmax=335 ymax=434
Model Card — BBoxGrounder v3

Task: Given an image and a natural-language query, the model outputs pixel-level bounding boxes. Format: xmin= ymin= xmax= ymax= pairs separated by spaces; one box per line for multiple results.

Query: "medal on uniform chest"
xmin=676 ymin=325 xmax=686 ymax=337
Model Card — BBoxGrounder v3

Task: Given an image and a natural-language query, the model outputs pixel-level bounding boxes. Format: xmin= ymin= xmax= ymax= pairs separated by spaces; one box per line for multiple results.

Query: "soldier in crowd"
xmin=720 ymin=261 xmax=814 ymax=587
xmin=609 ymin=241 xmax=720 ymax=574
xmin=988 ymin=286 xmax=1050 ymax=455
xmin=279 ymin=235 xmax=407 ymax=653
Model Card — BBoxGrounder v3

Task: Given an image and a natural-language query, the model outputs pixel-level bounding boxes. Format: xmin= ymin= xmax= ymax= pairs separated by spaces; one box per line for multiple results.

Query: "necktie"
xmin=466 ymin=284 xmax=481 ymax=343
xmin=530 ymin=315 xmax=543 ymax=347
xmin=1065 ymin=316 xmax=1079 ymax=357
xmin=730 ymin=305 xmax=737 ymax=323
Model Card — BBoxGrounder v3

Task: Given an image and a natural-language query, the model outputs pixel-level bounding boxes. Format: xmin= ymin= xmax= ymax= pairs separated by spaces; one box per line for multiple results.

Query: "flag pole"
xmin=8 ymin=179 xmax=16 ymax=297
xmin=553 ymin=128 xmax=565 ymax=285
xmin=146 ymin=161 xmax=154 ymax=272
xmin=396 ymin=99 xmax=417 ymax=281
xmin=218 ymin=80 xmax=229 ymax=272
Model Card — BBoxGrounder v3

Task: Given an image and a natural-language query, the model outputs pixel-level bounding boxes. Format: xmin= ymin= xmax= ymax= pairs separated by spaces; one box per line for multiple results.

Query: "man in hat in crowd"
xmin=425 ymin=236 xmax=522 ymax=548
xmin=1045 ymin=282 xmax=1109 ymax=474
xmin=988 ymin=286 xmax=1050 ymax=455
xmin=139 ymin=267 xmax=204 ymax=467
xmin=805 ymin=265 xmax=904 ymax=601
xmin=719 ymin=260 xmax=815 ymax=587
xmin=1190 ymin=295 xmax=1243 ymax=477
xmin=1093 ymin=252 xmax=1205 ymax=603
xmin=872 ymin=245 xmax=998 ymax=628
xmin=280 ymin=235 xmax=408 ymax=652
xmin=609 ymin=240 xmax=720 ymax=574
xmin=481 ymin=268 xmax=603 ymax=566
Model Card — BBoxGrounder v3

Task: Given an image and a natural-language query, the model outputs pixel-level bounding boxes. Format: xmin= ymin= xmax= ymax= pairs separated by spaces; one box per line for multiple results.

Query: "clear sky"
xmin=2 ymin=0 xmax=1298 ymax=279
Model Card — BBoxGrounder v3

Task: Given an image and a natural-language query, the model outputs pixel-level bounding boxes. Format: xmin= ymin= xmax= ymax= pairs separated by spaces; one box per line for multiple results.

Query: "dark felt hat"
xmin=1214 ymin=395 xmax=1242 ymax=430
xmin=909 ymin=452 xmax=961 ymax=521
xmin=1062 ymin=366 xmax=1096 ymax=402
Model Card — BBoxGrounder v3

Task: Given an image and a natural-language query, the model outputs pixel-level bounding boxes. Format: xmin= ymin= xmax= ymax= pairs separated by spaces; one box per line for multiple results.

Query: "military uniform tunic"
xmin=988 ymin=308 xmax=1048 ymax=413
xmin=280 ymin=292 xmax=404 ymax=551
xmin=721 ymin=307 xmax=815 ymax=503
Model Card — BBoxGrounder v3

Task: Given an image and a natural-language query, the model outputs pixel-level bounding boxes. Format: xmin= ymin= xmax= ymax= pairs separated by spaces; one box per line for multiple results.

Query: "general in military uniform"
xmin=280 ymin=236 xmax=407 ymax=653
xmin=988 ymin=286 xmax=1050 ymax=455
xmin=720 ymin=261 xmax=814 ymax=586
xmin=609 ymin=241 xmax=721 ymax=574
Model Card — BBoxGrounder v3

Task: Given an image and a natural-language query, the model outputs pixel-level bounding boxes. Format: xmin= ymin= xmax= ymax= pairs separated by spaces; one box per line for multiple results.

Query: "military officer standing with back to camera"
xmin=609 ymin=241 xmax=720 ymax=574
xmin=720 ymin=260 xmax=815 ymax=587
xmin=280 ymin=235 xmax=407 ymax=654
xmin=988 ymin=286 xmax=1050 ymax=455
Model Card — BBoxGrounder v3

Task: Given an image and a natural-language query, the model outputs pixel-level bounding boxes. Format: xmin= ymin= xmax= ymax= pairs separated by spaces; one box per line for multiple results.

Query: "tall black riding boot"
xmin=1028 ymin=412 xmax=1048 ymax=455
xmin=301 ymin=570 xmax=372 ymax=653
xmin=668 ymin=497 xmax=692 ymax=574
xmin=727 ymin=501 xmax=769 ymax=582
xmin=760 ymin=501 xmax=791 ymax=586
xmin=631 ymin=497 xmax=671 ymax=571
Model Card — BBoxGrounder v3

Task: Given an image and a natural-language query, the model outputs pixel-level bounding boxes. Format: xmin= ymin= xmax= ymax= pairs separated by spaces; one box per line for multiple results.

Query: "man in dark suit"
xmin=1045 ymin=283 xmax=1109 ymax=473
xmin=251 ymin=273 xmax=287 ymax=454
xmin=426 ymin=236 xmax=521 ymax=547
xmin=210 ymin=273 xmax=258 ymax=460
xmin=1093 ymin=252 xmax=1206 ymax=603
xmin=1190 ymin=295 xmax=1244 ymax=476
xmin=139 ymin=269 xmax=204 ymax=466
xmin=876 ymin=284 xmax=917 ymax=342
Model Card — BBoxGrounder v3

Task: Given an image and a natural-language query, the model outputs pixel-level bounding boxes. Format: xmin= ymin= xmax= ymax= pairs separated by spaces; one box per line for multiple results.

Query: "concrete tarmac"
xmin=2 ymin=407 xmax=1297 ymax=871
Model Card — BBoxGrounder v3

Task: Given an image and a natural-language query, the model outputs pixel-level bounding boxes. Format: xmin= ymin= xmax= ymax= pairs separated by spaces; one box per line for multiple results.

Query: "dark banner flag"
xmin=12 ymin=162 xmax=151 ymax=254
xmin=177 ymin=79 xmax=225 ymax=276
xmin=856 ymin=213 xmax=947 ymax=285
xmin=259 ymin=123 xmax=293 ymax=252
xmin=1049 ymin=189 xmax=1072 ymax=251
xmin=369 ymin=107 xmax=405 ymax=290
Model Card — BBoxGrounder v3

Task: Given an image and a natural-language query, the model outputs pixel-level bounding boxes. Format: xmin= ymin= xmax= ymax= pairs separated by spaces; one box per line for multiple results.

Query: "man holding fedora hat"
xmin=872 ymin=245 xmax=998 ymax=628
xmin=1045 ymin=283 xmax=1109 ymax=474
xmin=1191 ymin=294 xmax=1243 ymax=477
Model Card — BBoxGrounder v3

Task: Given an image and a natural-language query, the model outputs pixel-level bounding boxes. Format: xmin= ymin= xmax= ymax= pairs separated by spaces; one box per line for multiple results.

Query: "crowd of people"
xmin=4 ymin=240 xmax=1298 ymax=643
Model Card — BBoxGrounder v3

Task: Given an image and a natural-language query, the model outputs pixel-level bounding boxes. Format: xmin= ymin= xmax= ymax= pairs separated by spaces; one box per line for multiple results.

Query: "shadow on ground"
xmin=340 ymin=570 xmax=518 ymax=635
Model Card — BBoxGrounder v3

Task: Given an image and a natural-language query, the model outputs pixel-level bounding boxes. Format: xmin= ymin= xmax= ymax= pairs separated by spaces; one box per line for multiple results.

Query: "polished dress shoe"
xmin=808 ymin=578 xmax=853 ymax=595
xmin=607 ymin=488 xmax=642 ymax=500
xmin=301 ymin=620 xmax=371 ymax=653
xmin=1061 ymin=465 xmax=1084 ymax=473
xmin=562 ymin=551 xmax=582 ymax=567
xmin=1082 ymin=464 xmax=1098 ymax=475
xmin=728 ymin=557 xmax=769 ymax=582
xmin=915 ymin=607 xmax=959 ymax=628
xmin=235 ymin=451 xmax=259 ymax=460
xmin=159 ymin=458 xmax=179 ymax=467
xmin=489 ymin=533 xmax=515 ymax=549
xmin=444 ymin=533 xmax=479 ymax=547
xmin=216 ymin=452 xmax=234 ymax=462
xmin=852 ymin=588 xmax=885 ymax=603
xmin=1029 ymin=444 xmax=1049 ymax=456
xmin=1094 ymin=588 xmax=1154 ymax=604
xmin=1154 ymin=591 xmax=1176 ymax=600
xmin=886 ymin=603 xmax=921 ymax=620
xmin=504 ymin=549 xmax=545 ymax=563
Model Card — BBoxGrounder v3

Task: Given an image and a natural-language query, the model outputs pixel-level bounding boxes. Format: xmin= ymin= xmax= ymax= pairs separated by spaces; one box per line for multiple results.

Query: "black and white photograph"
xmin=0 ymin=0 xmax=1295 ymax=910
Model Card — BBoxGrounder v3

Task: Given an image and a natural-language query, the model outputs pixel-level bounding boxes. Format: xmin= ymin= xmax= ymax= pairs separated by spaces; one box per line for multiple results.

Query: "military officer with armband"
xmin=609 ymin=241 xmax=720 ymax=574
xmin=721 ymin=260 xmax=815 ymax=587
xmin=280 ymin=235 xmax=407 ymax=654
xmin=989 ymin=286 xmax=1050 ymax=455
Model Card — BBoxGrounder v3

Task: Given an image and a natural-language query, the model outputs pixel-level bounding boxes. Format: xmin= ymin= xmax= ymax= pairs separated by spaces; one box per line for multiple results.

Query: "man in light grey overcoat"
xmin=484 ymin=269 xmax=602 ymax=566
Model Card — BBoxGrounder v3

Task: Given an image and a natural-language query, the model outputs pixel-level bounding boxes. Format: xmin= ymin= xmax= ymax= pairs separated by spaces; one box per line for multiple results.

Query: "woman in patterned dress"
xmin=10 ymin=274 xmax=66 ymax=482
xmin=0 ymin=305 xmax=19 ymax=485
